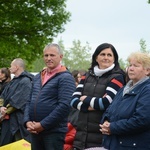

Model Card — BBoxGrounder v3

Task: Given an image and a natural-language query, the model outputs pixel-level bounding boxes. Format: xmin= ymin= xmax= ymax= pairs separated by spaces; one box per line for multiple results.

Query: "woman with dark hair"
xmin=0 ymin=68 xmax=11 ymax=95
xmin=70 ymin=43 xmax=126 ymax=150
xmin=0 ymin=68 xmax=11 ymax=140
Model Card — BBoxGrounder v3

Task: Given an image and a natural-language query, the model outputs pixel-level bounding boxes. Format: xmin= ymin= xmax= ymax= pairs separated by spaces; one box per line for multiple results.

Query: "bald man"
xmin=0 ymin=58 xmax=33 ymax=146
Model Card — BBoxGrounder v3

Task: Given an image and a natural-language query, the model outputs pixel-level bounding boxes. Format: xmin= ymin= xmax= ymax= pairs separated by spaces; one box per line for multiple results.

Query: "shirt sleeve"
xmin=70 ymin=75 xmax=89 ymax=112
xmin=82 ymin=75 xmax=125 ymax=111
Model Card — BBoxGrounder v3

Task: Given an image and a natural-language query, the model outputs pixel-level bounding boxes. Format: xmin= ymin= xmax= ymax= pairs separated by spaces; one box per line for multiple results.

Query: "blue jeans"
xmin=31 ymin=132 xmax=65 ymax=150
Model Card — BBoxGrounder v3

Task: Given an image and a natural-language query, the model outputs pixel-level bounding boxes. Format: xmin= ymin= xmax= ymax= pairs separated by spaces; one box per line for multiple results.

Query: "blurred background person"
xmin=0 ymin=67 xmax=11 ymax=141
xmin=0 ymin=68 xmax=11 ymax=95
xmin=72 ymin=70 xmax=80 ymax=87
xmin=71 ymin=70 xmax=86 ymax=87
xmin=77 ymin=70 xmax=86 ymax=84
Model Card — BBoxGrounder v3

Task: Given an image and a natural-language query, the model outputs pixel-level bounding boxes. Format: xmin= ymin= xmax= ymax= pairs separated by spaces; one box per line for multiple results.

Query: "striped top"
xmin=70 ymin=74 xmax=125 ymax=111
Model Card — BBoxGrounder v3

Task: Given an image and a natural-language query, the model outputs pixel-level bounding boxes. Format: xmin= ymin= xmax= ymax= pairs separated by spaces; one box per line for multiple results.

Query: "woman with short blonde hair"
xmin=100 ymin=51 xmax=150 ymax=150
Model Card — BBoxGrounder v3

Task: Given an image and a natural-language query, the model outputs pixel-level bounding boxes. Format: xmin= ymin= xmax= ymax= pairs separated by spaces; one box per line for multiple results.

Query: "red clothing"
xmin=64 ymin=122 xmax=76 ymax=150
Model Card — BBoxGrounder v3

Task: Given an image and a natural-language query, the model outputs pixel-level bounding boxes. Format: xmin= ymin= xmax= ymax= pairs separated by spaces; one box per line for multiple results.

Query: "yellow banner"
xmin=0 ymin=139 xmax=31 ymax=150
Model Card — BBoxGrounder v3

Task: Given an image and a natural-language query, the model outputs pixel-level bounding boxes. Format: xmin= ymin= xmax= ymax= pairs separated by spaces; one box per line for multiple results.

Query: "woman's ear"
xmin=145 ymin=68 xmax=150 ymax=76
xmin=95 ymin=56 xmax=98 ymax=62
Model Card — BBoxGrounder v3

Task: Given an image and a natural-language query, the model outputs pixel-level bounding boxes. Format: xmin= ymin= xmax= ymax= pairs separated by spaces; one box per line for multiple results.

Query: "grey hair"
xmin=43 ymin=43 xmax=63 ymax=55
xmin=13 ymin=58 xmax=25 ymax=69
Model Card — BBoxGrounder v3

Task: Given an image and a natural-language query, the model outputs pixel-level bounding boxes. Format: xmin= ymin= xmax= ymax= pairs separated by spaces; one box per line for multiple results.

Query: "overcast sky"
xmin=53 ymin=0 xmax=150 ymax=60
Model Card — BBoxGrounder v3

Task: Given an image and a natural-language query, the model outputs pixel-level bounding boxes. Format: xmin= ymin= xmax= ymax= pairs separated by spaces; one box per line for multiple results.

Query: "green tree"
xmin=0 ymin=0 xmax=70 ymax=69
xmin=31 ymin=57 xmax=45 ymax=72
xmin=62 ymin=40 xmax=92 ymax=72
xmin=119 ymin=58 xmax=127 ymax=70
xmin=139 ymin=39 xmax=147 ymax=52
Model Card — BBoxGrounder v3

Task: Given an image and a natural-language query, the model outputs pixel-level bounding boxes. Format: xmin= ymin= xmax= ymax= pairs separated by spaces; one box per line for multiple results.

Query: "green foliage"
xmin=60 ymin=40 xmax=92 ymax=72
xmin=139 ymin=39 xmax=149 ymax=52
xmin=31 ymin=57 xmax=45 ymax=72
xmin=119 ymin=58 xmax=127 ymax=70
xmin=0 ymin=0 xmax=71 ymax=69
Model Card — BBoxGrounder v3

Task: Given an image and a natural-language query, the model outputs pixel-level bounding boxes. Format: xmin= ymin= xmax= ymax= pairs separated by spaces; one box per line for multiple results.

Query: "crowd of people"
xmin=0 ymin=42 xmax=150 ymax=150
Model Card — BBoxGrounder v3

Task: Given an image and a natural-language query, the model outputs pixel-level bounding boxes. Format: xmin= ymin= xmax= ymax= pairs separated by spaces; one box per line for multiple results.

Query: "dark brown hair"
xmin=0 ymin=67 xmax=11 ymax=81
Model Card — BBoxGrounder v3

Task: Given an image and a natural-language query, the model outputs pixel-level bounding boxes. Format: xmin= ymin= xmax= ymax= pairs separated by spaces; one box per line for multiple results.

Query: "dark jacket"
xmin=24 ymin=67 xmax=76 ymax=134
xmin=73 ymin=68 xmax=125 ymax=149
xmin=101 ymin=79 xmax=150 ymax=150
xmin=0 ymin=71 xmax=33 ymax=146
xmin=0 ymin=80 xmax=10 ymax=95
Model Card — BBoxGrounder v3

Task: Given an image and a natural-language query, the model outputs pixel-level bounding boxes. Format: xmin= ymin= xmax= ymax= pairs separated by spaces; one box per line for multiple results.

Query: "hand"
xmin=100 ymin=121 xmax=111 ymax=135
xmin=32 ymin=121 xmax=44 ymax=133
xmin=0 ymin=106 xmax=7 ymax=116
xmin=88 ymin=106 xmax=94 ymax=111
xmin=26 ymin=121 xmax=44 ymax=134
xmin=26 ymin=121 xmax=38 ymax=134
xmin=80 ymin=95 xmax=87 ymax=101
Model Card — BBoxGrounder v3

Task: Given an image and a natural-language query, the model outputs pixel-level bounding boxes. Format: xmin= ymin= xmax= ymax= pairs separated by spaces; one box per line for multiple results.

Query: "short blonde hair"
xmin=127 ymin=51 xmax=150 ymax=69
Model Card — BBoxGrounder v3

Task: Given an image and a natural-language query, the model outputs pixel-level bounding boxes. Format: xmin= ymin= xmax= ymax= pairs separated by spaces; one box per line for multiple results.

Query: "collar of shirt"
xmin=42 ymin=64 xmax=61 ymax=85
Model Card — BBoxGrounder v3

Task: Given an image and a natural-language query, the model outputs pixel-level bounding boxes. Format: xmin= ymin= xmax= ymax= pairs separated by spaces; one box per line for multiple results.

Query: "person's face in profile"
xmin=10 ymin=61 xmax=18 ymax=74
